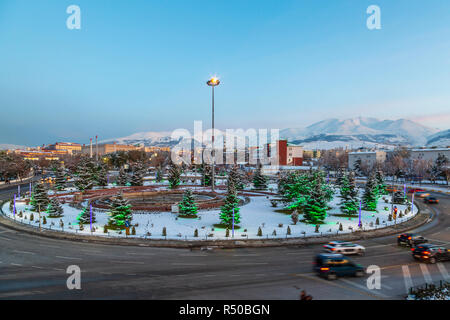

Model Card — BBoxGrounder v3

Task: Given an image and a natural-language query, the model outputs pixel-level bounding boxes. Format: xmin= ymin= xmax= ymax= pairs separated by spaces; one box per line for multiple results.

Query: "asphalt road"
xmin=0 ymin=182 xmax=448 ymax=300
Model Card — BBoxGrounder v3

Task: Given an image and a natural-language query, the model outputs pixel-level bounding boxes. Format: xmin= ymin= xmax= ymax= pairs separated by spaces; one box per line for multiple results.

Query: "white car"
xmin=323 ymin=241 xmax=365 ymax=255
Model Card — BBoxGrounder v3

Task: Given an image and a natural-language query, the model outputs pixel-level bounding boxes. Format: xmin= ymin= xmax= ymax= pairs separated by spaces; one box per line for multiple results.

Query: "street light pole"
xmin=207 ymin=77 xmax=220 ymax=193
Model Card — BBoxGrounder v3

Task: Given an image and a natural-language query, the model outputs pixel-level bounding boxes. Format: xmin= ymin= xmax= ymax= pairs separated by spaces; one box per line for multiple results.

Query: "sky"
xmin=1 ymin=0 xmax=450 ymax=146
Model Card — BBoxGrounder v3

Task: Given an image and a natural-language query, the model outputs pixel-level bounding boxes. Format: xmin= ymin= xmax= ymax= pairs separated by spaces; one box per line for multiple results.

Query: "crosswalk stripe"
xmin=402 ymin=265 xmax=414 ymax=294
xmin=419 ymin=264 xmax=433 ymax=284
xmin=437 ymin=263 xmax=449 ymax=281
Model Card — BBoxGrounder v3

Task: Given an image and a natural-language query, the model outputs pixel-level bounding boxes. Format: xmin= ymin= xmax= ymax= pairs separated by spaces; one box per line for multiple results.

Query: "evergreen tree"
xmin=74 ymin=158 xmax=95 ymax=192
xmin=253 ymin=164 xmax=268 ymax=190
xmin=131 ymin=161 xmax=146 ymax=186
xmin=108 ymin=192 xmax=132 ymax=229
xmin=353 ymin=159 xmax=363 ymax=176
xmin=219 ymin=181 xmax=241 ymax=228
xmin=97 ymin=164 xmax=108 ymax=187
xmin=47 ymin=197 xmax=64 ymax=218
xmin=303 ymin=177 xmax=328 ymax=224
xmin=54 ymin=166 xmax=66 ymax=191
xmin=117 ymin=167 xmax=129 ymax=186
xmin=155 ymin=166 xmax=163 ymax=183
xmin=335 ymin=168 xmax=345 ymax=188
xmin=362 ymin=173 xmax=378 ymax=211
xmin=77 ymin=204 xmax=96 ymax=225
xmin=228 ymin=166 xmax=244 ymax=190
xmin=178 ymin=189 xmax=198 ymax=217
xmin=392 ymin=190 xmax=407 ymax=204
xmin=31 ymin=183 xmax=49 ymax=212
xmin=339 ymin=172 xmax=359 ymax=216
xmin=375 ymin=171 xmax=388 ymax=196
xmin=200 ymin=164 xmax=212 ymax=186
xmin=168 ymin=162 xmax=181 ymax=189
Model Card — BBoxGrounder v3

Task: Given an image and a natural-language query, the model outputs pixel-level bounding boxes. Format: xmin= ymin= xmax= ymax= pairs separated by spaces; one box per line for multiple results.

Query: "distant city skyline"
xmin=1 ymin=0 xmax=450 ymax=146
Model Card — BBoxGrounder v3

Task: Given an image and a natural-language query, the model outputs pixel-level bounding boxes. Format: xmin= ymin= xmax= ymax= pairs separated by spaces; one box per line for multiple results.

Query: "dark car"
xmin=398 ymin=233 xmax=428 ymax=247
xmin=412 ymin=245 xmax=450 ymax=264
xmin=314 ymin=254 xmax=365 ymax=280
xmin=424 ymin=197 xmax=439 ymax=204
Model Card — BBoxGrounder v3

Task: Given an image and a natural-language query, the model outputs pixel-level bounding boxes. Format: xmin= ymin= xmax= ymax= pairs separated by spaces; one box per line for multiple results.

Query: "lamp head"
xmin=207 ymin=77 xmax=220 ymax=86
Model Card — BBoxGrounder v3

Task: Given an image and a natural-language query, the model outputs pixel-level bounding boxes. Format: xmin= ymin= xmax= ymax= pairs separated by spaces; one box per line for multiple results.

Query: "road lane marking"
xmin=10 ymin=263 xmax=22 ymax=267
xmin=171 ymin=263 xmax=205 ymax=266
xmin=31 ymin=266 xmax=44 ymax=269
xmin=437 ymin=263 xmax=449 ymax=281
xmin=340 ymin=278 xmax=389 ymax=298
xmin=127 ymin=252 xmax=155 ymax=256
xmin=111 ymin=261 xmax=144 ymax=265
xmin=295 ymin=273 xmax=384 ymax=300
xmin=419 ymin=264 xmax=433 ymax=284
xmin=13 ymin=250 xmax=35 ymax=255
xmin=232 ymin=254 xmax=260 ymax=257
xmin=55 ymin=256 xmax=82 ymax=260
xmin=402 ymin=265 xmax=414 ymax=294
xmin=235 ymin=262 xmax=268 ymax=266
xmin=0 ymin=236 xmax=11 ymax=241
xmin=40 ymin=244 xmax=59 ymax=248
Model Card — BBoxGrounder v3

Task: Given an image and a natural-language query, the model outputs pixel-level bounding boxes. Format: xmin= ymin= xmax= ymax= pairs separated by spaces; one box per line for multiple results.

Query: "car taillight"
xmin=411 ymin=248 xmax=415 ymax=252
xmin=408 ymin=237 xmax=412 ymax=240
xmin=320 ymin=267 xmax=330 ymax=271
xmin=330 ymin=248 xmax=336 ymax=251
xmin=423 ymin=251 xmax=430 ymax=255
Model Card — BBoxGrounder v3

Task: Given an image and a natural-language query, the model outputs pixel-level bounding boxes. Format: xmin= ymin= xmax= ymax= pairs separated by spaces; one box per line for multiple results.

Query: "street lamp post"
xmin=206 ymin=77 xmax=220 ymax=193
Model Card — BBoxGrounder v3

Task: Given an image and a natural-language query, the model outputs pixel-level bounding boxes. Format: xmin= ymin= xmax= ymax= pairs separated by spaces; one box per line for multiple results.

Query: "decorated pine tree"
xmin=375 ymin=171 xmax=388 ymax=196
xmin=168 ymin=162 xmax=181 ymax=189
xmin=47 ymin=197 xmax=64 ymax=218
xmin=253 ymin=164 xmax=268 ymax=190
xmin=392 ymin=190 xmax=407 ymax=204
xmin=155 ymin=166 xmax=163 ymax=183
xmin=54 ymin=166 xmax=66 ymax=191
xmin=117 ymin=167 xmax=129 ymax=186
xmin=178 ymin=189 xmax=198 ymax=217
xmin=31 ymin=183 xmax=49 ymax=212
xmin=335 ymin=168 xmax=345 ymax=188
xmin=339 ymin=172 xmax=359 ymax=216
xmin=228 ymin=166 xmax=244 ymax=190
xmin=303 ymin=176 xmax=328 ymax=224
xmin=74 ymin=158 xmax=95 ymax=192
xmin=108 ymin=193 xmax=132 ymax=229
xmin=219 ymin=181 xmax=241 ymax=228
xmin=200 ymin=164 xmax=212 ymax=186
xmin=77 ymin=204 xmax=96 ymax=225
xmin=96 ymin=164 xmax=108 ymax=187
xmin=362 ymin=173 xmax=378 ymax=211
xmin=130 ymin=161 xmax=146 ymax=186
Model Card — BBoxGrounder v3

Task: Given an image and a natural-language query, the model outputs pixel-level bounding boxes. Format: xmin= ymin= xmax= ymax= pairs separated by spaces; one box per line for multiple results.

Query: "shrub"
xmin=272 ymin=230 xmax=277 ymax=236
xmin=162 ymin=227 xmax=167 ymax=237
xmin=194 ymin=229 xmax=198 ymax=237
xmin=315 ymin=225 xmax=320 ymax=233
xmin=30 ymin=213 xmax=34 ymax=221
xmin=257 ymin=227 xmax=262 ymax=237
xmin=103 ymin=225 xmax=108 ymax=233
xmin=42 ymin=216 xmax=47 ymax=225
xmin=339 ymin=223 xmax=343 ymax=231
xmin=376 ymin=217 xmax=380 ymax=225
xmin=131 ymin=226 xmax=136 ymax=235
xmin=287 ymin=226 xmax=291 ymax=235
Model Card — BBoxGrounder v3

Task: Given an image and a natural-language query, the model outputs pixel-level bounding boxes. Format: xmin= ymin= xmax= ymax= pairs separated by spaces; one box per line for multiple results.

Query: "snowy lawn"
xmin=2 ymin=187 xmax=417 ymax=241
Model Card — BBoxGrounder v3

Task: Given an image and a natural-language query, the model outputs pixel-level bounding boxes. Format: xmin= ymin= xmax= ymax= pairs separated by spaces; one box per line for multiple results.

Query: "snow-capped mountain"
xmin=426 ymin=129 xmax=450 ymax=147
xmin=0 ymin=144 xmax=27 ymax=150
xmin=281 ymin=117 xmax=440 ymax=149
xmin=105 ymin=117 xmax=444 ymax=150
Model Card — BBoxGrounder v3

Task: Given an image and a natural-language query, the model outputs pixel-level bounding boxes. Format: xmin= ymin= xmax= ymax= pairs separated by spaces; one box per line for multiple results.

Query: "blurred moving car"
xmin=323 ymin=241 xmax=365 ymax=255
xmin=412 ymin=245 xmax=450 ymax=264
xmin=398 ymin=233 xmax=428 ymax=247
xmin=415 ymin=192 xmax=431 ymax=198
xmin=424 ymin=196 xmax=439 ymax=204
xmin=314 ymin=254 xmax=365 ymax=280
xmin=408 ymin=188 xmax=425 ymax=194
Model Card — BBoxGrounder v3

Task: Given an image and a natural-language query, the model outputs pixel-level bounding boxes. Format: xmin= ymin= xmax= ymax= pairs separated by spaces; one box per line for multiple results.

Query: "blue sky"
xmin=1 ymin=0 xmax=449 ymax=146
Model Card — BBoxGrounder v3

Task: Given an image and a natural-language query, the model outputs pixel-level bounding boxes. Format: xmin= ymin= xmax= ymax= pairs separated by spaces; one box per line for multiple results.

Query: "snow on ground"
xmin=1 ymin=187 xmax=417 ymax=241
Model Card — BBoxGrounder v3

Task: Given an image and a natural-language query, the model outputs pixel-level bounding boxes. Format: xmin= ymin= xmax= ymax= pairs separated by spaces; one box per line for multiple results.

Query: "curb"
xmin=0 ymin=202 xmax=431 ymax=249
